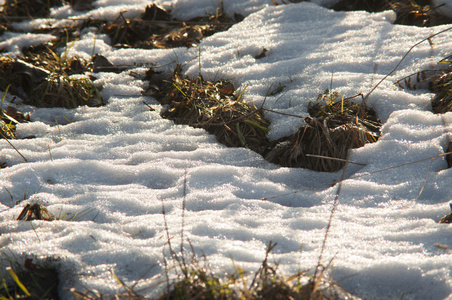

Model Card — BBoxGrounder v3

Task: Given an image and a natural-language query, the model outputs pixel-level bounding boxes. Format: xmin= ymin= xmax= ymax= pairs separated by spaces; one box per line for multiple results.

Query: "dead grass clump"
xmin=236 ymin=241 xmax=355 ymax=300
xmin=72 ymin=241 xmax=357 ymax=300
xmin=329 ymin=0 xmax=390 ymax=12
xmin=266 ymin=90 xmax=381 ymax=172
xmin=0 ymin=120 xmax=15 ymax=139
xmin=150 ymin=67 xmax=381 ymax=172
xmin=1 ymin=103 xmax=17 ymax=139
xmin=0 ymin=106 xmax=30 ymax=140
xmin=394 ymin=55 xmax=452 ymax=114
xmin=150 ymin=65 xmax=271 ymax=155
xmin=0 ymin=0 xmax=67 ymax=18
xmin=446 ymin=142 xmax=452 ymax=168
xmin=430 ymin=64 xmax=452 ymax=114
xmin=390 ymin=0 xmax=452 ymax=26
xmin=330 ymin=0 xmax=452 ymax=26
xmin=156 ymin=266 xmax=237 ymax=300
xmin=0 ymin=53 xmax=102 ymax=108
xmin=100 ymin=4 xmax=239 ymax=49
xmin=20 ymin=46 xmax=90 ymax=76
xmin=395 ymin=56 xmax=452 ymax=169
xmin=0 ymin=16 xmax=10 ymax=36
xmin=31 ymin=72 xmax=100 ymax=108
xmin=1 ymin=86 xmax=30 ymax=140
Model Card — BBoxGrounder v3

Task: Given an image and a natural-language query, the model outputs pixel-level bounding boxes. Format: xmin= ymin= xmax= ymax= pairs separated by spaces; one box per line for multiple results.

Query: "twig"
xmin=262 ymin=108 xmax=308 ymax=119
xmin=363 ymin=26 xmax=452 ymax=103
xmin=161 ymin=198 xmax=175 ymax=259
xmin=435 ymin=243 xmax=452 ymax=253
xmin=262 ymin=151 xmax=451 ymax=201
xmin=414 ymin=156 xmax=434 ymax=201
xmin=313 ymin=154 xmax=349 ymax=281
xmin=0 ymin=131 xmax=28 ymax=162
xmin=180 ymin=169 xmax=187 ymax=274
xmin=305 ymin=154 xmax=367 ymax=166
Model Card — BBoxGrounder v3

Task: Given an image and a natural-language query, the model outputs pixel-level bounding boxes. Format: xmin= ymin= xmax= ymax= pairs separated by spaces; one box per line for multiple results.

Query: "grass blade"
xmin=243 ymin=119 xmax=269 ymax=133
xmin=236 ymin=123 xmax=246 ymax=146
xmin=6 ymin=267 xmax=30 ymax=297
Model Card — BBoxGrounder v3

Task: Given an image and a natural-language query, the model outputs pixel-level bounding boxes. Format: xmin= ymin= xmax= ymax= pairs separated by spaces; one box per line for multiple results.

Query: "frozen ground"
xmin=1 ymin=0 xmax=452 ymax=299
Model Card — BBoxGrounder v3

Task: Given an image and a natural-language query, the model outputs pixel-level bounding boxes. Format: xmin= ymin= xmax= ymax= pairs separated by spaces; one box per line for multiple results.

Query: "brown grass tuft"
xmin=72 ymin=241 xmax=357 ymax=300
xmin=430 ymin=63 xmax=452 ymax=114
xmin=330 ymin=0 xmax=452 ymax=26
xmin=0 ymin=53 xmax=102 ymax=108
xmin=266 ymin=90 xmax=381 ymax=172
xmin=0 ymin=0 xmax=67 ymax=18
xmin=100 ymin=4 xmax=240 ymax=49
xmin=150 ymin=65 xmax=271 ymax=155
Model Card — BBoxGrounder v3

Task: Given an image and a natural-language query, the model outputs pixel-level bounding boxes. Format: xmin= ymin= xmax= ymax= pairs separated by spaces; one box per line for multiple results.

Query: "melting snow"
xmin=1 ymin=0 xmax=452 ymax=299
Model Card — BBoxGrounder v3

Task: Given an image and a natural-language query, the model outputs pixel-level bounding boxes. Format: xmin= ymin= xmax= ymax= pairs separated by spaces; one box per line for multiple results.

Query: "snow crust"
xmin=1 ymin=1 xmax=452 ymax=299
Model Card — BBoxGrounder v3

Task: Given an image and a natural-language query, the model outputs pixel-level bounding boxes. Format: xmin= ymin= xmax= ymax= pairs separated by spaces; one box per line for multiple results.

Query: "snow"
xmin=1 ymin=0 xmax=452 ymax=299
xmin=0 ymin=32 xmax=56 ymax=54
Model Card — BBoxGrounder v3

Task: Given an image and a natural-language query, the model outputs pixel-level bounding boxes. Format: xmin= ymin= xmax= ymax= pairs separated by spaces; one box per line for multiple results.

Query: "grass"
xmin=0 ymin=0 xmax=451 ymax=299
xmin=149 ymin=64 xmax=271 ymax=156
xmin=329 ymin=0 xmax=452 ymax=26
xmin=15 ymin=203 xmax=56 ymax=221
xmin=69 ymin=169 xmax=357 ymax=299
xmin=0 ymin=86 xmax=30 ymax=165
xmin=0 ymin=256 xmax=59 ymax=300
xmin=0 ymin=51 xmax=102 ymax=108
xmin=395 ymin=53 xmax=452 ymax=168
xmin=430 ymin=62 xmax=452 ymax=114
xmin=154 ymin=241 xmax=352 ymax=300
xmin=70 ymin=240 xmax=356 ymax=300
xmin=1 ymin=177 xmax=358 ymax=300
xmin=99 ymin=3 xmax=239 ymax=49
xmin=439 ymin=203 xmax=452 ymax=224
xmin=149 ymin=65 xmax=382 ymax=172
xmin=0 ymin=201 xmax=95 ymax=299
xmin=0 ymin=0 xmax=67 ymax=19
xmin=264 ymin=89 xmax=381 ymax=172
xmin=0 ymin=85 xmax=17 ymax=140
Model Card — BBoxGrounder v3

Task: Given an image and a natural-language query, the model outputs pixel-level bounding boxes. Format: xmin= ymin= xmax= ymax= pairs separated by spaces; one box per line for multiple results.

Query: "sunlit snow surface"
xmin=1 ymin=0 xmax=452 ymax=299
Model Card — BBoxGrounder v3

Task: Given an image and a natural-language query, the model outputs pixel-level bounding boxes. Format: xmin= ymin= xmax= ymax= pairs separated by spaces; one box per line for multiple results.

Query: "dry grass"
xmin=439 ymin=204 xmax=452 ymax=224
xmin=429 ymin=63 xmax=452 ymax=168
xmin=0 ymin=0 xmax=67 ymax=18
xmin=430 ymin=64 xmax=452 ymax=114
xmin=0 ymin=85 xmax=30 ymax=141
xmin=390 ymin=0 xmax=452 ymax=26
xmin=395 ymin=55 xmax=452 ymax=169
xmin=149 ymin=65 xmax=271 ymax=156
xmin=99 ymin=4 xmax=240 ymax=49
xmin=0 ymin=116 xmax=17 ymax=140
xmin=270 ymin=0 xmax=304 ymax=5
xmin=1 ymin=1 xmax=448 ymax=299
xmin=329 ymin=0 xmax=452 ymax=26
xmin=266 ymin=90 xmax=381 ymax=172
xmin=0 ymin=53 xmax=102 ymax=108
xmin=71 ymin=241 xmax=357 ymax=300
xmin=329 ymin=0 xmax=390 ymax=12
xmin=16 ymin=203 xmax=57 ymax=221
xmin=393 ymin=49 xmax=452 ymax=114
xmin=150 ymin=67 xmax=382 ymax=172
